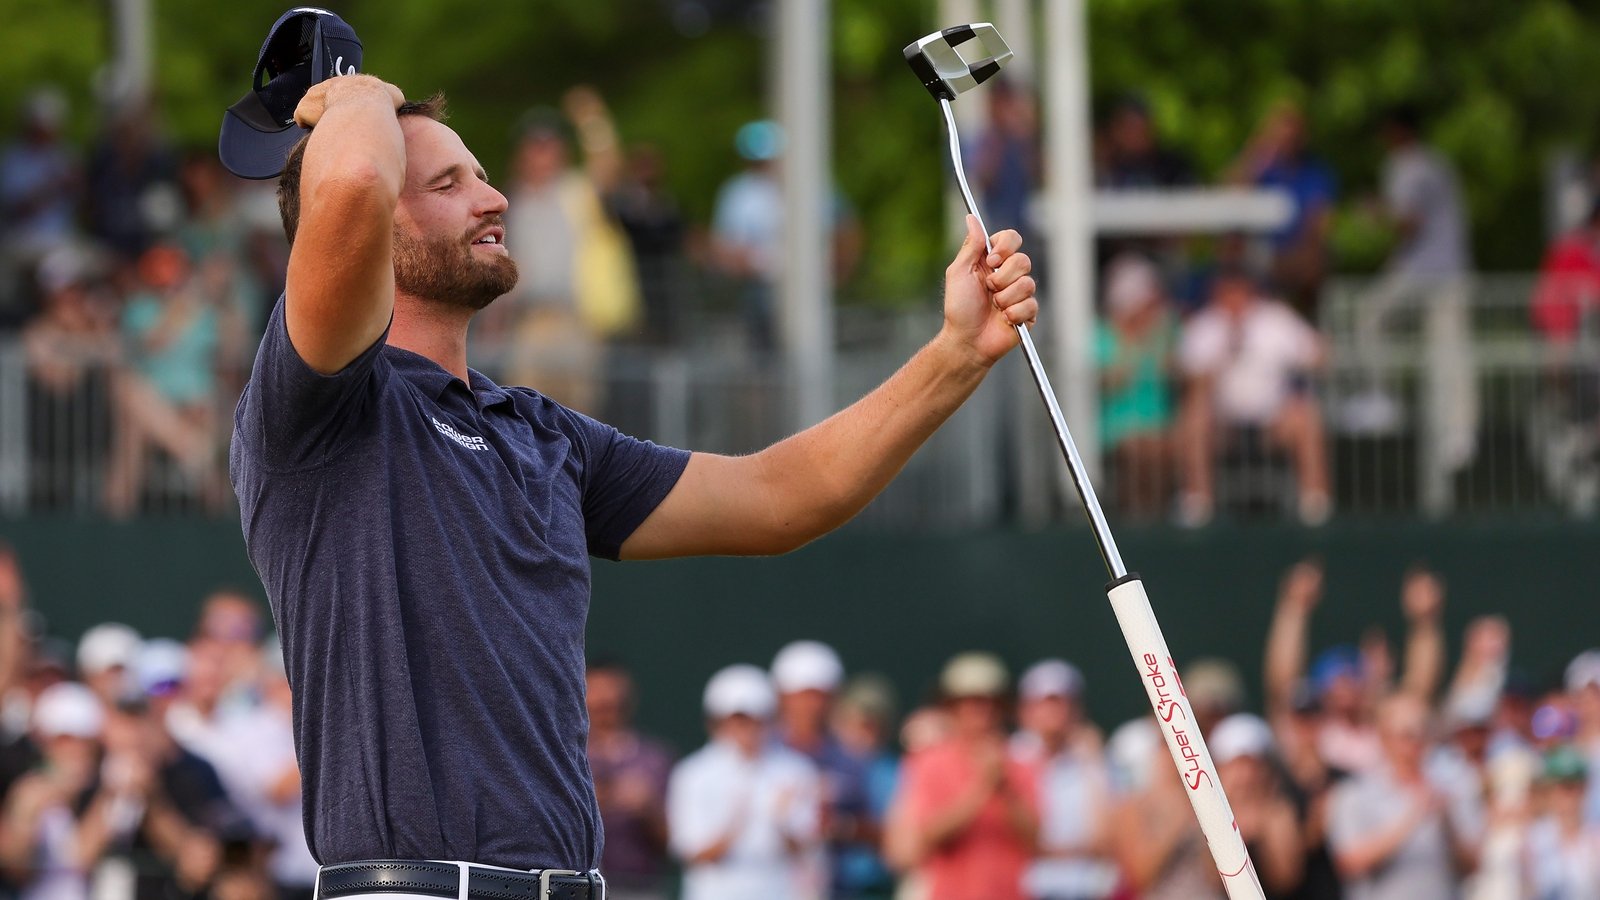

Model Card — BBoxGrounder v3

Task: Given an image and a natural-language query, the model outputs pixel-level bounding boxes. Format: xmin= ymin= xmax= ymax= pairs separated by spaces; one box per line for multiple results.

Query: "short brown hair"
xmin=277 ymin=93 xmax=448 ymax=246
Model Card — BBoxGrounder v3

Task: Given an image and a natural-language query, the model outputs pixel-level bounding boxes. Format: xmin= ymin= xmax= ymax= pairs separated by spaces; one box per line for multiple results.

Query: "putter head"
xmin=903 ymin=23 xmax=1013 ymax=101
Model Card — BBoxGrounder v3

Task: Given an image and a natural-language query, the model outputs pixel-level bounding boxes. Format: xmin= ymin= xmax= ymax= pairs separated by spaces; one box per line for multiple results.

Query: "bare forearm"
xmin=752 ymin=331 xmax=989 ymax=547
xmin=1401 ymin=618 xmax=1444 ymax=701
xmin=1264 ymin=605 xmax=1310 ymax=715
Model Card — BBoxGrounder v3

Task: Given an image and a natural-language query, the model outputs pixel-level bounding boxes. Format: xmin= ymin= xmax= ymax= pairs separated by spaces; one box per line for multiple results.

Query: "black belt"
xmin=317 ymin=860 xmax=603 ymax=900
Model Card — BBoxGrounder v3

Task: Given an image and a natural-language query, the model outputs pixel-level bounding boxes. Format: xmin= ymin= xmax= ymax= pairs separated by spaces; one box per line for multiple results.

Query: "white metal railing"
xmin=2 ymin=274 xmax=1593 ymax=525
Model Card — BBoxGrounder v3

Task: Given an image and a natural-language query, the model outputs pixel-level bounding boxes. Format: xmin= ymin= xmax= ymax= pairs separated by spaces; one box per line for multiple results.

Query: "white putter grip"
xmin=1105 ymin=577 xmax=1266 ymax=900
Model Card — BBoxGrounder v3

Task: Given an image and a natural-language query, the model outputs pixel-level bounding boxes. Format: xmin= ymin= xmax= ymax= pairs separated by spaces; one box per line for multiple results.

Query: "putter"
xmin=905 ymin=24 xmax=1266 ymax=900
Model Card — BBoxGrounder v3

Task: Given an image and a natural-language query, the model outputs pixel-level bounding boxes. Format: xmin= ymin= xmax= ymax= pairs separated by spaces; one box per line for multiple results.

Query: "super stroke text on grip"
xmin=1143 ymin=652 xmax=1214 ymax=790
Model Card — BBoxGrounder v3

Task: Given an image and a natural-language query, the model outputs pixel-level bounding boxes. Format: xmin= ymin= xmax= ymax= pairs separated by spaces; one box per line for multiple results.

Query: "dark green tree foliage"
xmin=5 ymin=0 xmax=1600 ymax=295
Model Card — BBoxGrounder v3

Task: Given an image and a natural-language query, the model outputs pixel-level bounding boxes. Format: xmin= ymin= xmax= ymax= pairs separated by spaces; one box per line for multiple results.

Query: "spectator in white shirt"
xmin=1524 ymin=746 xmax=1600 ymax=900
xmin=1012 ymin=659 xmax=1117 ymax=900
xmin=1328 ymin=693 xmax=1478 ymax=900
xmin=668 ymin=664 xmax=822 ymax=900
xmin=1174 ymin=266 xmax=1330 ymax=527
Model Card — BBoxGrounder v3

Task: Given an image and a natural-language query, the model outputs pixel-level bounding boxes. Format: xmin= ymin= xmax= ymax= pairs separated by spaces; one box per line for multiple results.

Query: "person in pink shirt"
xmin=886 ymin=652 xmax=1039 ymax=900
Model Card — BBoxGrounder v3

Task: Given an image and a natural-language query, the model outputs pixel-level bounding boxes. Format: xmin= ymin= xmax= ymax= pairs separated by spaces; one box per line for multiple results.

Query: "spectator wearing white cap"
xmin=1210 ymin=714 xmax=1305 ymax=897
xmin=1569 ymin=649 xmax=1600 ymax=826
xmin=75 ymin=624 xmax=141 ymax=707
xmin=668 ymin=664 xmax=821 ymax=900
xmin=1013 ymin=659 xmax=1117 ymax=900
xmin=1 ymin=682 xmax=104 ymax=900
xmin=1096 ymin=254 xmax=1177 ymax=520
xmin=886 ymin=652 xmax=1038 ymax=900
xmin=93 ymin=638 xmax=251 ymax=900
xmin=769 ymin=640 xmax=872 ymax=896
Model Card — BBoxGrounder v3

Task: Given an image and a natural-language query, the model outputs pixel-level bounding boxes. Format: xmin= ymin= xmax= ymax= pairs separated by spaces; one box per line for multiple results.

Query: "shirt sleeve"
xmin=558 ymin=407 xmax=691 ymax=560
xmin=1177 ymin=313 xmax=1225 ymax=376
xmin=1386 ymin=157 xmax=1430 ymax=221
xmin=667 ymin=755 xmax=731 ymax=860
xmin=234 ymin=295 xmax=389 ymax=472
xmin=1323 ymin=781 xmax=1366 ymax=856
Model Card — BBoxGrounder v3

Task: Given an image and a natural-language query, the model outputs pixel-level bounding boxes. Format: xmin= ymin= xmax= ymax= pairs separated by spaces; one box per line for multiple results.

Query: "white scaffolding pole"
xmin=776 ymin=0 xmax=835 ymax=428
xmin=1043 ymin=0 xmax=1099 ymax=484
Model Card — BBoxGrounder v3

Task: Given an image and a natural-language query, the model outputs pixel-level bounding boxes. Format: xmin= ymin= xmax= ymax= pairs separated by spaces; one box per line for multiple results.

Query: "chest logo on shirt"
xmin=431 ymin=416 xmax=488 ymax=452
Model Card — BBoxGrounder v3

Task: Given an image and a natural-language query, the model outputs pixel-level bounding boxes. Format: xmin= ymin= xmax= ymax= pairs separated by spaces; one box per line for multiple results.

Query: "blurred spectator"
xmin=710 ymin=120 xmax=784 ymax=353
xmin=1227 ymin=102 xmax=1337 ymax=321
xmin=1266 ymin=561 xmax=1447 ymax=777
xmin=0 ymin=547 xmax=42 ymax=799
xmin=830 ymin=675 xmax=899 ymax=898
xmin=21 ymin=250 xmax=120 ymax=511
xmin=1174 ymin=266 xmax=1330 ymax=527
xmin=75 ymin=625 xmax=141 ymax=708
xmin=769 ymin=640 xmax=873 ymax=897
xmin=1529 ymin=199 xmax=1600 ymax=514
xmin=1568 ymin=651 xmax=1600 ymax=825
xmin=710 ymin=120 xmax=861 ymax=354
xmin=606 ymin=145 xmax=688 ymax=347
xmin=103 ymin=244 xmax=245 ymax=517
xmin=218 ymin=649 xmax=313 ymax=900
xmin=973 ymin=79 xmax=1039 ymax=235
xmin=0 ymin=87 xmax=80 ymax=327
xmin=585 ymin=660 xmax=672 ymax=900
xmin=1110 ymin=716 xmax=1224 ymax=899
xmin=1349 ymin=105 xmax=1477 ymax=476
xmin=1182 ymin=658 xmax=1247 ymax=738
xmin=1 ymin=682 xmax=104 ymax=900
xmin=192 ymin=591 xmax=265 ymax=712
xmin=885 ymin=652 xmax=1037 ymax=900
xmin=1328 ymin=693 xmax=1480 ymax=899
xmin=494 ymin=88 xmax=639 ymax=412
xmin=1095 ymin=96 xmax=1194 ymax=190
xmin=1211 ymin=713 xmax=1306 ymax=897
xmin=668 ymin=664 xmax=821 ymax=900
xmin=1011 ymin=659 xmax=1117 ymax=900
xmin=1532 ymin=197 xmax=1600 ymax=346
xmin=84 ymin=107 xmax=180 ymax=262
xmin=1524 ymin=746 xmax=1600 ymax=898
xmin=173 ymin=154 xmax=265 ymax=375
xmin=1096 ymin=254 xmax=1176 ymax=520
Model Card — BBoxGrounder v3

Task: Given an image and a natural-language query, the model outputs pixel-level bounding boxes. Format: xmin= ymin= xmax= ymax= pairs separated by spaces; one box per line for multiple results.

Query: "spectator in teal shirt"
xmin=104 ymin=245 xmax=246 ymax=516
xmin=1097 ymin=254 xmax=1176 ymax=520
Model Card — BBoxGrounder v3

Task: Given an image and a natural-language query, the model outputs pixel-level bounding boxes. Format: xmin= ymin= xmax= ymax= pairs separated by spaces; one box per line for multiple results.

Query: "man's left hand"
xmin=940 ymin=214 xmax=1037 ymax=366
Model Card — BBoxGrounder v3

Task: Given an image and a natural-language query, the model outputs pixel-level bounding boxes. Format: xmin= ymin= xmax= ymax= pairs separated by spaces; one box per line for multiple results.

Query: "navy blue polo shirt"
xmin=229 ymin=298 xmax=689 ymax=871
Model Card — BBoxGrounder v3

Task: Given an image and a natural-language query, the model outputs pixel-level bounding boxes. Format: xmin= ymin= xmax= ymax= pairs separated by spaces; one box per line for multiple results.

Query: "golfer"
xmin=229 ymin=41 xmax=1036 ymax=900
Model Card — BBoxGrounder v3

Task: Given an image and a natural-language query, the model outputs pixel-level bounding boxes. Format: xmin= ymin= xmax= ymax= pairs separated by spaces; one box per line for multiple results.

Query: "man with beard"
xmin=228 ymin=69 xmax=1037 ymax=898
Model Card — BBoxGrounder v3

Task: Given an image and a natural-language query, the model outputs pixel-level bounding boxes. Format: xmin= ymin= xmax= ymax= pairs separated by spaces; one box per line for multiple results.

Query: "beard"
xmin=392 ymin=220 xmax=519 ymax=311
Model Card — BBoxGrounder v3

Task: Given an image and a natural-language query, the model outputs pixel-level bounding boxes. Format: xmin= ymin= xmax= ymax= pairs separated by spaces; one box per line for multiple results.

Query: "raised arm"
xmin=1264 ymin=559 xmax=1322 ymax=717
xmin=1398 ymin=567 xmax=1446 ymax=702
xmin=622 ymin=215 xmax=1035 ymax=559
xmin=282 ymin=75 xmax=406 ymax=374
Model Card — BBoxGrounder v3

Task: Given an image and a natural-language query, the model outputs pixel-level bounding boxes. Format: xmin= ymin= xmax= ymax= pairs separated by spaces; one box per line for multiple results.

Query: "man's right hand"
xmin=293 ymin=75 xmax=404 ymax=129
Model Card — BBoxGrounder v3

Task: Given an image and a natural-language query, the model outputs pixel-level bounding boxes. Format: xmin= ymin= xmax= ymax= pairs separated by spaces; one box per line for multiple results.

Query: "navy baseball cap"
xmin=218 ymin=7 xmax=362 ymax=180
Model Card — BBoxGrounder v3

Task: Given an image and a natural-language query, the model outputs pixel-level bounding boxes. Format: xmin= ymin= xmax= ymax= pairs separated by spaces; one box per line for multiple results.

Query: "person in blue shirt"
xmin=1229 ymin=103 xmax=1337 ymax=321
xmin=229 ymin=71 xmax=1038 ymax=897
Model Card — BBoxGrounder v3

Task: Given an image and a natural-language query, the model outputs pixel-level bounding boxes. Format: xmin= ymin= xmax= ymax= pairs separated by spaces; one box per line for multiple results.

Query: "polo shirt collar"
xmin=383 ymin=344 xmax=513 ymax=409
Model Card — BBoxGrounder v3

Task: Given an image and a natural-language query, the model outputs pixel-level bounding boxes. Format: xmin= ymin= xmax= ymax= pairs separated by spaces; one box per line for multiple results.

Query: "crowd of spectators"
xmin=2 ymin=539 xmax=1598 ymax=900
xmin=1042 ymin=93 xmax=1476 ymax=527
xmin=0 ymin=77 xmax=1535 ymax=528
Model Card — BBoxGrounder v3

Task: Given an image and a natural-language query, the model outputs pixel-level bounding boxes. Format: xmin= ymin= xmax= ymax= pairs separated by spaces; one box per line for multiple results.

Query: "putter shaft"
xmin=939 ymin=98 xmax=1126 ymax=579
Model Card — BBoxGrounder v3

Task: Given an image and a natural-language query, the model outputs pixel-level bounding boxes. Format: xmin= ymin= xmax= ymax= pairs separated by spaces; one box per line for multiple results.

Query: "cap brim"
xmin=219 ymin=105 xmax=307 ymax=180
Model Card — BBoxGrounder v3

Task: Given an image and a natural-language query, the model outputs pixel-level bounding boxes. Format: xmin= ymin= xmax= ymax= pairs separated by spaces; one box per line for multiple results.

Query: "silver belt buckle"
xmin=536 ymin=869 xmax=580 ymax=899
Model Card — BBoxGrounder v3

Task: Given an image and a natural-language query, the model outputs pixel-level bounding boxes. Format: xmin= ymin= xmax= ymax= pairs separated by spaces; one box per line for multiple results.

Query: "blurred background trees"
xmin=6 ymin=0 xmax=1600 ymax=297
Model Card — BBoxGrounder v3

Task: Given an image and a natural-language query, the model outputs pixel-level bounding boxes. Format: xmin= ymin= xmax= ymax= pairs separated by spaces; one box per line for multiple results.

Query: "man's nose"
xmin=478 ymin=182 xmax=509 ymax=216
